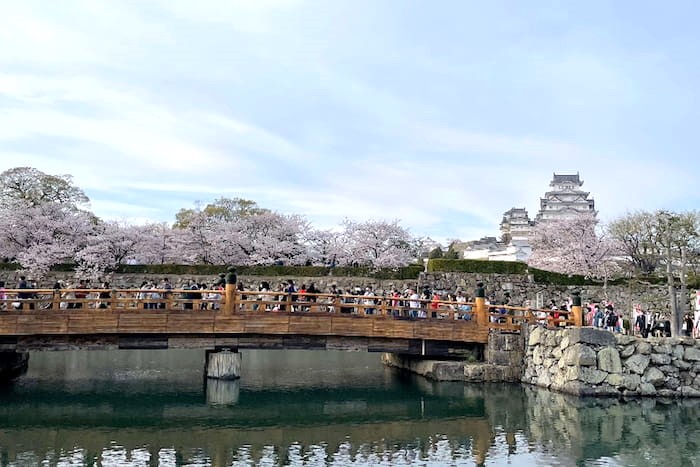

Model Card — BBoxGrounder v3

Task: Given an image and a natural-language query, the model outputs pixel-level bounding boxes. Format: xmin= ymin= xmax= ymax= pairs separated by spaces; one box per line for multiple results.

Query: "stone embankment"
xmin=523 ymin=327 xmax=700 ymax=397
xmin=384 ymin=327 xmax=700 ymax=398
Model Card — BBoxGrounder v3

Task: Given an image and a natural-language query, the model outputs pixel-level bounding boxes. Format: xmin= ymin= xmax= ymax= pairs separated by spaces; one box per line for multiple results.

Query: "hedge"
xmin=0 ymin=262 xmax=425 ymax=280
xmin=427 ymin=259 xmax=602 ymax=285
xmin=427 ymin=259 xmax=528 ymax=275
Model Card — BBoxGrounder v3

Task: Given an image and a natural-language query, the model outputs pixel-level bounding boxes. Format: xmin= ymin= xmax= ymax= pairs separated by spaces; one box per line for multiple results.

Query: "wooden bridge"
xmin=0 ymin=285 xmax=583 ymax=357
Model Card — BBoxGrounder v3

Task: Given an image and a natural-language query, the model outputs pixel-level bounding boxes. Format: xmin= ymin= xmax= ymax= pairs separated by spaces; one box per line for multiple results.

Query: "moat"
xmin=0 ymin=349 xmax=698 ymax=466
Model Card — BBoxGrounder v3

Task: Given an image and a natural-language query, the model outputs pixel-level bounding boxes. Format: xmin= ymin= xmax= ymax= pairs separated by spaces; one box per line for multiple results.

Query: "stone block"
xmin=684 ymin=347 xmax=700 ymax=362
xmin=673 ymin=345 xmax=685 ymax=360
xmin=659 ymin=365 xmax=679 ymax=377
xmin=680 ymin=386 xmax=700 ymax=397
xmin=560 ymin=380 xmax=597 ymax=396
xmin=665 ymin=377 xmax=681 ymax=390
xmin=643 ymin=367 xmax=666 ymax=387
xmin=639 ymin=382 xmax=657 ymax=396
xmin=625 ymin=354 xmax=650 ymax=375
xmin=528 ymin=326 xmax=544 ymax=347
xmin=657 ymin=389 xmax=677 ymax=398
xmin=606 ymin=373 xmax=641 ymax=391
xmin=651 ymin=353 xmax=672 ymax=365
xmin=615 ymin=334 xmax=636 ymax=346
xmin=578 ymin=367 xmax=608 ymax=385
xmin=620 ymin=344 xmax=636 ymax=358
xmin=593 ymin=384 xmax=619 ymax=396
xmin=562 ymin=343 xmax=597 ymax=367
xmin=598 ymin=347 xmax=622 ymax=374
xmin=566 ymin=327 xmax=616 ymax=347
xmin=636 ymin=342 xmax=651 ymax=355
xmin=653 ymin=344 xmax=672 ymax=355
xmin=536 ymin=371 xmax=552 ymax=388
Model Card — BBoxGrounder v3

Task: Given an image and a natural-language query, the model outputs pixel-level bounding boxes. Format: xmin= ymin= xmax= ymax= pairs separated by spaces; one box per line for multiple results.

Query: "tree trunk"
xmin=667 ymin=244 xmax=679 ymax=336
xmin=679 ymin=246 xmax=688 ymax=335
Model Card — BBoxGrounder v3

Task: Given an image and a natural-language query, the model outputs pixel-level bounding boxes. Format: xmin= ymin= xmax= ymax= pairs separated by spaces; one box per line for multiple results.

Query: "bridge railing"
xmin=0 ymin=287 xmax=581 ymax=330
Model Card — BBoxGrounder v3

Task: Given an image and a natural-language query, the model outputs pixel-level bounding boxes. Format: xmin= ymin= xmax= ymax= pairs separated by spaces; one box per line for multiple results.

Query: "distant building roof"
xmin=551 ymin=173 xmax=581 ymax=185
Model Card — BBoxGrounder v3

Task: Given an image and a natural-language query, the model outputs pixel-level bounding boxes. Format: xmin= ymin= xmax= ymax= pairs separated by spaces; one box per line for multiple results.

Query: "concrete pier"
xmin=205 ymin=349 xmax=241 ymax=380
xmin=206 ymin=379 xmax=240 ymax=405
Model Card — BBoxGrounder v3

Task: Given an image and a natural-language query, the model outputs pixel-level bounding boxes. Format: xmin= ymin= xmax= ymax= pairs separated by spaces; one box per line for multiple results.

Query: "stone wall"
xmin=522 ymin=327 xmax=700 ymax=397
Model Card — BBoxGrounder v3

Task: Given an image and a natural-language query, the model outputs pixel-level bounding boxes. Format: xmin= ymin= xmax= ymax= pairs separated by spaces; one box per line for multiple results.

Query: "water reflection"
xmin=0 ymin=350 xmax=698 ymax=466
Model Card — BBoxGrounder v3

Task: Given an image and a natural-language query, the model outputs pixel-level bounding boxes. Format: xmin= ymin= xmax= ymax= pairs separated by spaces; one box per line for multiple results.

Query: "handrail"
xmin=0 ymin=288 xmax=581 ymax=330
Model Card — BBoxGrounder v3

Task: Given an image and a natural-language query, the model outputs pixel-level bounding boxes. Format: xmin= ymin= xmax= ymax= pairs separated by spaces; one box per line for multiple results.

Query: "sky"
xmin=1 ymin=0 xmax=699 ymax=244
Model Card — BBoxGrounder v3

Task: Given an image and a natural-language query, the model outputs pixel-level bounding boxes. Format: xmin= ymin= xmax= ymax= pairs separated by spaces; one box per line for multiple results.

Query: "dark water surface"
xmin=0 ymin=349 xmax=698 ymax=466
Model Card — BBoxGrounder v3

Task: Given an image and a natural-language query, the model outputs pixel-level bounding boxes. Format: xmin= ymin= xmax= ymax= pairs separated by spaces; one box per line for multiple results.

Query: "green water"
xmin=0 ymin=350 xmax=698 ymax=466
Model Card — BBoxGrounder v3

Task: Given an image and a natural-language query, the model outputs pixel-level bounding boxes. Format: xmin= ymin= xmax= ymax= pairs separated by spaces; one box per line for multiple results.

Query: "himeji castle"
xmin=463 ymin=173 xmax=597 ymax=262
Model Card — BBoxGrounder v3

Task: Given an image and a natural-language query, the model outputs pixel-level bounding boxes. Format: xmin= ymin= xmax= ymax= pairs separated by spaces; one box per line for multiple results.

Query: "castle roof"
xmin=551 ymin=173 xmax=582 ymax=185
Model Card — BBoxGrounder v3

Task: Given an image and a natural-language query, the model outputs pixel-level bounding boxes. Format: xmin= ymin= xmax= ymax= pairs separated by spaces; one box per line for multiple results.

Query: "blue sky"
xmin=1 ymin=0 xmax=698 ymax=243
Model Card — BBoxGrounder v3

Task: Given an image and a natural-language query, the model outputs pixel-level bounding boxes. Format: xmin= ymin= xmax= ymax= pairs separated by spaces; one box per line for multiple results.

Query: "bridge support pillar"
xmin=205 ymin=349 xmax=241 ymax=380
xmin=0 ymin=351 xmax=29 ymax=382
xmin=206 ymin=379 xmax=240 ymax=405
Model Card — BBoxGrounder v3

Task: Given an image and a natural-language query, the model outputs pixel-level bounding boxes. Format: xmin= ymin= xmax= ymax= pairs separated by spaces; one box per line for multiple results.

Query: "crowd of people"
xmin=240 ymin=280 xmax=475 ymax=319
xmin=1 ymin=277 xmax=700 ymax=337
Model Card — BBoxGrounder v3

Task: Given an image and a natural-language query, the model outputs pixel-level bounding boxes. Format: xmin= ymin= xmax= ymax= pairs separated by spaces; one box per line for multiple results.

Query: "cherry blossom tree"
xmin=337 ymin=219 xmax=417 ymax=267
xmin=0 ymin=202 xmax=95 ymax=277
xmin=0 ymin=167 xmax=89 ymax=210
xmin=74 ymin=222 xmax=158 ymax=278
xmin=303 ymin=229 xmax=343 ymax=266
xmin=135 ymin=222 xmax=191 ymax=265
xmin=528 ymin=214 xmax=622 ymax=284
xmin=234 ymin=212 xmax=309 ymax=265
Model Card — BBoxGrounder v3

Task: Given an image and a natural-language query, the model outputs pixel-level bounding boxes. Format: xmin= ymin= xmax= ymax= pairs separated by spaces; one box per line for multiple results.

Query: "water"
xmin=0 ymin=350 xmax=698 ymax=466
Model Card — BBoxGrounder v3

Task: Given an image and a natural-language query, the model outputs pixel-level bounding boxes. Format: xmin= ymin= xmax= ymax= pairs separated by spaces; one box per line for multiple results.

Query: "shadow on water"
xmin=0 ymin=349 xmax=698 ymax=466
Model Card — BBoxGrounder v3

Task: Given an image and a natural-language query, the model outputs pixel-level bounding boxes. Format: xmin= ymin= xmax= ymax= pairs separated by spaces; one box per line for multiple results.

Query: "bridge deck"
xmin=0 ymin=309 xmax=489 ymax=342
xmin=0 ymin=287 xmax=577 ymax=354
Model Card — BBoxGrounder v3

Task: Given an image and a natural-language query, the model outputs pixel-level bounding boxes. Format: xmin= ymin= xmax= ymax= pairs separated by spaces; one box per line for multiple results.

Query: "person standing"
xmin=693 ymin=290 xmax=700 ymax=338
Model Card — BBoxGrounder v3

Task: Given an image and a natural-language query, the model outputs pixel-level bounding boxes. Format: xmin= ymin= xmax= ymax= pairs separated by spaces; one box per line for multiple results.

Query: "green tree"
xmin=428 ymin=247 xmax=444 ymax=259
xmin=608 ymin=211 xmax=660 ymax=274
xmin=174 ymin=197 xmax=269 ymax=228
xmin=444 ymin=242 xmax=460 ymax=259
xmin=610 ymin=210 xmax=700 ymax=336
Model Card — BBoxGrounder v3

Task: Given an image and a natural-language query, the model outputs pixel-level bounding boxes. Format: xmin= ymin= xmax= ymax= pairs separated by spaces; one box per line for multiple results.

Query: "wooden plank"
xmin=0 ymin=314 xmax=18 ymax=334
xmin=67 ymin=313 xmax=119 ymax=334
xmin=326 ymin=336 xmax=368 ymax=351
xmin=282 ymin=335 xmax=327 ymax=349
xmin=288 ymin=315 xmax=332 ymax=335
xmin=367 ymin=338 xmax=411 ymax=353
xmin=214 ymin=337 xmax=240 ymax=348
xmin=16 ymin=335 xmax=119 ymax=351
xmin=238 ymin=335 xmax=285 ymax=349
xmin=243 ymin=314 xmax=289 ymax=334
xmin=452 ymin=324 xmax=489 ymax=343
xmin=168 ymin=336 xmax=216 ymax=349
xmin=167 ymin=312 xmax=216 ymax=334
xmin=118 ymin=312 xmax=168 ymax=333
xmin=213 ymin=315 xmax=247 ymax=333
xmin=16 ymin=313 xmax=68 ymax=335
xmin=330 ymin=316 xmax=374 ymax=337
xmin=413 ymin=321 xmax=452 ymax=340
xmin=372 ymin=319 xmax=415 ymax=339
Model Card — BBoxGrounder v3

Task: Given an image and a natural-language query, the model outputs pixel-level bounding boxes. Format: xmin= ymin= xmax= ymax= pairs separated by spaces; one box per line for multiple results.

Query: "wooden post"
xmin=223 ymin=267 xmax=238 ymax=314
xmin=475 ymin=282 xmax=487 ymax=327
xmin=475 ymin=297 xmax=488 ymax=327
xmin=52 ymin=290 xmax=60 ymax=311
xmin=224 ymin=284 xmax=236 ymax=314
xmin=572 ymin=292 xmax=583 ymax=327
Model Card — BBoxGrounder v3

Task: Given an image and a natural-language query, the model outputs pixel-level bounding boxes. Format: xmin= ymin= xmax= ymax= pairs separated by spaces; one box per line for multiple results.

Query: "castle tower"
xmin=535 ymin=173 xmax=596 ymax=222
xmin=500 ymin=207 xmax=533 ymax=243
